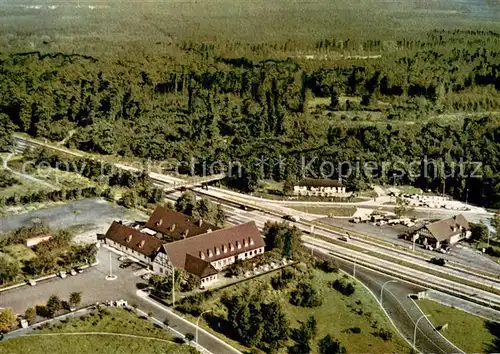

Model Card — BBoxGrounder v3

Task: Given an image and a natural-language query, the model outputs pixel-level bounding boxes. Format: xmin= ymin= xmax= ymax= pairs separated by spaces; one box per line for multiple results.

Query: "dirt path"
xmin=2 ymin=153 xmax=57 ymax=189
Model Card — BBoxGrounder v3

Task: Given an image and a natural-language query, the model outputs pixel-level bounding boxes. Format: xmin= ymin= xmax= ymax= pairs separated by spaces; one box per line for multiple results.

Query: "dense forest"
xmin=1 ymin=29 xmax=500 ymax=206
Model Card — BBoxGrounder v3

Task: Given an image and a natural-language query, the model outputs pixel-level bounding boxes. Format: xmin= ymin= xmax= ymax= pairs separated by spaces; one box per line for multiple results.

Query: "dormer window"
xmin=198 ymin=219 xmax=203 ymax=227
xmin=126 ymin=235 xmax=132 ymax=242
xmin=138 ymin=240 xmax=145 ymax=248
xmin=222 ymin=245 xmax=227 ymax=253
xmin=200 ymin=251 xmax=206 ymax=260
xmin=249 ymin=237 xmax=254 ymax=246
xmin=207 ymin=249 xmax=213 ymax=257
xmin=215 ymin=247 xmax=220 ymax=255
xmin=243 ymin=239 xmax=248 ymax=247
xmin=236 ymin=241 xmax=241 ymax=249
xmin=229 ymin=243 xmax=234 ymax=251
xmin=156 ymin=219 xmax=163 ymax=227
xmin=170 ymin=224 xmax=176 ymax=231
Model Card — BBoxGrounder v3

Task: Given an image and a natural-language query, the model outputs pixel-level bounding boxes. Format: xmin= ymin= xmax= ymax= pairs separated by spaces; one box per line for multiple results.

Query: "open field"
xmin=0 ymin=336 xmax=191 ymax=354
xmin=181 ymin=267 xmax=409 ymax=353
xmin=417 ymin=299 xmax=499 ymax=353
xmin=0 ymin=308 xmax=193 ymax=354
xmin=1 ymin=0 xmax=499 ymax=56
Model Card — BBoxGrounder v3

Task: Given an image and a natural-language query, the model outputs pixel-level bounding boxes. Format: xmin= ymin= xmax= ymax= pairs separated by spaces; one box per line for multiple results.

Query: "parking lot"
xmin=0 ymin=247 xmax=146 ymax=314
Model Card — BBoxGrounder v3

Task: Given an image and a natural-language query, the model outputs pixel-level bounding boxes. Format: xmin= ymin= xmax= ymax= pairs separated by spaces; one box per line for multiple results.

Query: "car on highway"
xmin=239 ymin=204 xmax=249 ymax=211
xmin=283 ymin=215 xmax=300 ymax=222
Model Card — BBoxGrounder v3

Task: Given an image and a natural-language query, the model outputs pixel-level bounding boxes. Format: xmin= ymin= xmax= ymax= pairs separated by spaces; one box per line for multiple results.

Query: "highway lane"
xmin=175 ymin=194 xmax=460 ymax=354
xmin=188 ymin=188 xmax=500 ymax=306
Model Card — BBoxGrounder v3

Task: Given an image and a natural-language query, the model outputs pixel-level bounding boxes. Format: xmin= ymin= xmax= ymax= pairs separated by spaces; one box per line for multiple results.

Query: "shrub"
xmin=331 ymin=279 xmax=355 ymax=296
xmin=290 ymin=283 xmax=323 ymax=308
xmin=374 ymin=328 xmax=393 ymax=341
xmin=315 ymin=260 xmax=338 ymax=273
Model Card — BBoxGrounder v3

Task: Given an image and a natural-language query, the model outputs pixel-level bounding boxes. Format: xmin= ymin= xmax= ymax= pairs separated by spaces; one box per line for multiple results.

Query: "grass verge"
xmin=180 ymin=267 xmax=410 ymax=353
xmin=416 ymin=299 xmax=499 ymax=353
xmin=0 ymin=308 xmax=193 ymax=354
xmin=288 ymin=205 xmax=356 ymax=217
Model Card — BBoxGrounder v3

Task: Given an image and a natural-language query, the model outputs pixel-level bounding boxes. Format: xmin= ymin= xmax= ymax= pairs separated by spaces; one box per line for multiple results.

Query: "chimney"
xmin=138 ymin=240 xmax=145 ymax=248
xmin=126 ymin=235 xmax=132 ymax=242
xmin=207 ymin=228 xmax=212 ymax=233
xmin=198 ymin=219 xmax=203 ymax=227
xmin=170 ymin=224 xmax=176 ymax=231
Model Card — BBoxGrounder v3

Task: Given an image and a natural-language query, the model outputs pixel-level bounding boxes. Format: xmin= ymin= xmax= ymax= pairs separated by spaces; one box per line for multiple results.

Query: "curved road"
xmin=308 ymin=245 xmax=463 ymax=354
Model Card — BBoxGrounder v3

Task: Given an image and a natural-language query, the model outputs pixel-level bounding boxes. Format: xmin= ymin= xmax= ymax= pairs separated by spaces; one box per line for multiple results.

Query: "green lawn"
xmin=0 ymin=308 xmax=194 ymax=354
xmin=0 ymin=335 xmax=191 ymax=354
xmin=3 ymin=244 xmax=37 ymax=263
xmin=288 ymin=205 xmax=356 ymax=217
xmin=417 ymin=299 xmax=498 ymax=354
xmin=183 ymin=267 xmax=410 ymax=353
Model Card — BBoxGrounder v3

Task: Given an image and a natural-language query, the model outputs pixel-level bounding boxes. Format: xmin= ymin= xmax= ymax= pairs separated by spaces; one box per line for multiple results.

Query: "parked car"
xmin=119 ymin=262 xmax=133 ymax=269
xmin=70 ymin=269 xmax=77 ymax=276
xmin=141 ymin=273 xmax=152 ymax=281
xmin=59 ymin=271 xmax=67 ymax=279
xmin=28 ymin=279 xmax=37 ymax=286
xmin=76 ymin=267 xmax=84 ymax=274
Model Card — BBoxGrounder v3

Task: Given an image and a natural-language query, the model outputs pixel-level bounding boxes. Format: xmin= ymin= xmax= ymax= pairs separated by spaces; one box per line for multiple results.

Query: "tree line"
xmin=1 ymin=30 xmax=499 ymax=206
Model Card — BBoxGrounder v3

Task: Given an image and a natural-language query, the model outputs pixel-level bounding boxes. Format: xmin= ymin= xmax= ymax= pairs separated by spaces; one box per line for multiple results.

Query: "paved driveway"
xmin=0 ymin=247 xmax=239 ymax=354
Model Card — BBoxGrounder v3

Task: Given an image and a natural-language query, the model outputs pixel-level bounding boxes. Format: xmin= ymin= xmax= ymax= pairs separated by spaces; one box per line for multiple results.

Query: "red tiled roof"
xmin=165 ymin=222 xmax=264 ymax=269
xmin=105 ymin=221 xmax=165 ymax=258
xmin=184 ymin=253 xmax=218 ymax=278
xmin=145 ymin=206 xmax=220 ymax=240
xmin=297 ymin=178 xmax=344 ymax=188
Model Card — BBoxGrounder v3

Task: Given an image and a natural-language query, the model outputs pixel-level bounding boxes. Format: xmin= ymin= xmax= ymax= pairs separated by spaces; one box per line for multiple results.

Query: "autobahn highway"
xmin=186 ymin=187 xmax=500 ymax=308
xmin=165 ymin=190 xmax=463 ymax=353
xmin=14 ymin=135 xmax=498 ymax=353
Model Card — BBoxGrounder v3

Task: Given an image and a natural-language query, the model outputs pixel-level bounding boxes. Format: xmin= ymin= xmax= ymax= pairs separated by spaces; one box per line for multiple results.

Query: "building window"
xmin=160 ymin=268 xmax=163 ymax=273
